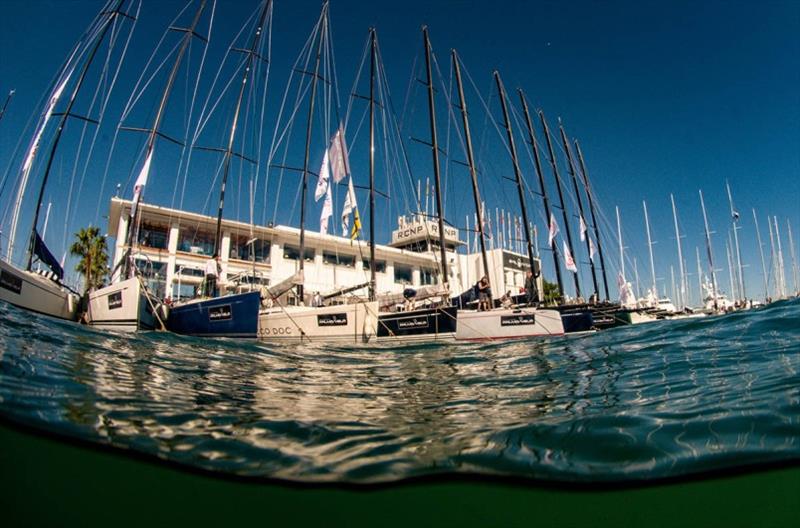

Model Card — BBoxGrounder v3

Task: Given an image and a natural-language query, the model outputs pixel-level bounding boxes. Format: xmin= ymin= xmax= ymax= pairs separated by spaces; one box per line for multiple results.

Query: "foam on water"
xmin=1 ymin=299 xmax=798 ymax=483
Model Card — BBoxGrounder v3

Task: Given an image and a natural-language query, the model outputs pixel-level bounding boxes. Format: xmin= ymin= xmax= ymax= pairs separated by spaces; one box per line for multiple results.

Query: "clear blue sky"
xmin=1 ymin=0 xmax=798 ymax=303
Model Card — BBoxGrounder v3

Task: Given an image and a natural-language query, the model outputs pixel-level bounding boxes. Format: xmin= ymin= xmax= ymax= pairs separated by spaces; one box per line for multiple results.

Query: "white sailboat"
xmin=87 ymin=0 xmax=210 ymax=332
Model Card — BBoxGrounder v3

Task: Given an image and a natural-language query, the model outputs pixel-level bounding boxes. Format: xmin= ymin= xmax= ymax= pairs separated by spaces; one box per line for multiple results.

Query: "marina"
xmin=0 ymin=0 xmax=798 ymax=525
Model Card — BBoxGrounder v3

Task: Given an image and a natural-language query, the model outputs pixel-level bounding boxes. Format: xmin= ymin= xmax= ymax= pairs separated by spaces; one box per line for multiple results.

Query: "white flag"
xmin=563 ymin=241 xmax=577 ymax=272
xmin=579 ymin=215 xmax=587 ymax=242
xmin=548 ymin=213 xmax=559 ymax=247
xmin=320 ymin=183 xmax=333 ymax=234
xmin=341 ymin=176 xmax=361 ymax=238
xmin=589 ymin=236 xmax=597 ymax=262
xmin=314 ymin=148 xmax=330 ymax=202
xmin=329 ymin=128 xmax=348 ymax=183
xmin=130 ymin=150 xmax=153 ymax=220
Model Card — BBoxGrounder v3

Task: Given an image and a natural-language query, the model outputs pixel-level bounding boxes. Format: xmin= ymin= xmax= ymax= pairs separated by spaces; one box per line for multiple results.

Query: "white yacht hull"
xmin=0 ymin=259 xmax=78 ymax=321
xmin=455 ymin=307 xmax=565 ymax=341
xmin=87 ymin=277 xmax=156 ymax=332
xmin=258 ymin=301 xmax=378 ymax=343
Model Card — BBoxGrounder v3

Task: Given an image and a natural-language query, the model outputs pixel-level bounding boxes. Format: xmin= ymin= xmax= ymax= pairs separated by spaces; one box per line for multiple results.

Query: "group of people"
xmin=473 ymin=268 xmax=541 ymax=311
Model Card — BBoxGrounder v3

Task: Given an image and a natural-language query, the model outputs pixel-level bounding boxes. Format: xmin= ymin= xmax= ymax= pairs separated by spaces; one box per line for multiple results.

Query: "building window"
xmin=420 ymin=268 xmax=438 ymax=285
xmin=362 ymin=259 xmax=386 ymax=273
xmin=133 ymin=259 xmax=166 ymax=298
xmin=138 ymin=223 xmax=168 ymax=250
xmin=394 ymin=264 xmax=412 ymax=284
xmin=178 ymin=228 xmax=214 ymax=256
xmin=230 ymin=234 xmax=271 ymax=263
xmin=283 ymin=245 xmax=314 ymax=262
xmin=323 ymin=251 xmax=355 ymax=267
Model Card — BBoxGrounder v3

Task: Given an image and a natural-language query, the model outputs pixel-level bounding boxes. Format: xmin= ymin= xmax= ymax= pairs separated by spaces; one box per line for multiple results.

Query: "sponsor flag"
xmin=579 ymin=215 xmax=588 ymax=242
xmin=342 ymin=176 xmax=361 ymax=239
xmin=314 ymin=148 xmax=330 ymax=202
xmin=548 ymin=213 xmax=559 ymax=247
xmin=564 ymin=241 xmax=577 ymax=272
xmin=329 ymin=127 xmax=348 ymax=183
xmin=320 ymin=183 xmax=333 ymax=234
xmin=589 ymin=236 xmax=597 ymax=262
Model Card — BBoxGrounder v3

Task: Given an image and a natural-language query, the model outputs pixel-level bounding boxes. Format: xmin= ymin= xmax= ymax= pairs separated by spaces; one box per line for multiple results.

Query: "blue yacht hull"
xmin=166 ymin=291 xmax=260 ymax=338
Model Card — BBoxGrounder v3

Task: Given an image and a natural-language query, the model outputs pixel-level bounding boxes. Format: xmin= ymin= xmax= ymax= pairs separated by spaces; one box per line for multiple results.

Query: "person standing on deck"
xmin=204 ymin=256 xmax=220 ymax=298
xmin=525 ymin=269 xmax=541 ymax=305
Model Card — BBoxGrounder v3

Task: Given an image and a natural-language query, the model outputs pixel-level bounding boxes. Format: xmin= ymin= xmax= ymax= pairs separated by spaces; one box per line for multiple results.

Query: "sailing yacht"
xmin=1 ymin=1 xmax=134 ymax=322
xmin=87 ymin=0 xmax=211 ymax=332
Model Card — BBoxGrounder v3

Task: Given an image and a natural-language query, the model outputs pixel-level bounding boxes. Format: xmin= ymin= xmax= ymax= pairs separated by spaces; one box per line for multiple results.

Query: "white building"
xmin=106 ymin=198 xmax=542 ymax=304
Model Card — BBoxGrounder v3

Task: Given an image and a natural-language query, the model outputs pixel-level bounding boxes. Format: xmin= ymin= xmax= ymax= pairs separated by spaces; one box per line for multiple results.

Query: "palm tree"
xmin=69 ymin=226 xmax=109 ymax=293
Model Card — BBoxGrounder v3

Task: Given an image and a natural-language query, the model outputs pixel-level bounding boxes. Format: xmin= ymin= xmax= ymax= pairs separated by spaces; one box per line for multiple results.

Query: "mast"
xmin=670 ymin=194 xmax=686 ymax=309
xmin=752 ymin=209 xmax=769 ymax=301
xmin=539 ymin=111 xmax=580 ymax=298
xmin=367 ymin=28 xmax=377 ymax=300
xmin=726 ymin=235 xmax=736 ymax=300
xmin=767 ymin=215 xmax=777 ymax=298
xmin=124 ymin=0 xmax=208 ymax=278
xmin=211 ymin=0 xmax=272 ymax=261
xmin=560 ymin=122 xmax=598 ymax=299
xmin=494 ymin=72 xmax=536 ymax=275
xmin=422 ymin=27 xmax=449 ymax=291
xmin=774 ymin=216 xmax=786 ymax=298
xmin=574 ymin=140 xmax=610 ymax=301
xmin=787 ymin=219 xmax=799 ymax=295
xmin=616 ymin=206 xmax=624 ymax=279
xmin=642 ymin=200 xmax=657 ymax=299
xmin=297 ymin=3 xmax=328 ymax=303
xmin=452 ymin=50 xmax=489 ymax=283
xmin=26 ymin=0 xmax=128 ymax=271
xmin=699 ymin=190 xmax=718 ymax=310
xmin=0 ymin=89 xmax=15 ymax=123
xmin=725 ymin=181 xmax=745 ymax=301
xmin=695 ymin=246 xmax=703 ymax=306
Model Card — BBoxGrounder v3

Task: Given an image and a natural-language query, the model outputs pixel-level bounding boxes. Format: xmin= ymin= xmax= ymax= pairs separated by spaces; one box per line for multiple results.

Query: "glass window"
xmin=229 ymin=234 xmax=271 ymax=263
xmin=138 ymin=223 xmax=168 ymax=250
xmin=283 ymin=245 xmax=314 ymax=262
xmin=362 ymin=259 xmax=386 ymax=273
xmin=394 ymin=264 xmax=412 ymax=284
xmin=178 ymin=228 xmax=214 ymax=256
xmin=420 ymin=268 xmax=438 ymax=285
xmin=323 ymin=251 xmax=355 ymax=267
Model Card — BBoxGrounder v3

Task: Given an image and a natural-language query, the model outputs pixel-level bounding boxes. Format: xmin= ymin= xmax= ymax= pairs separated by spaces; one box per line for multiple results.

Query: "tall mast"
xmin=699 ymin=190 xmax=718 ymax=310
xmin=422 ymin=27 xmax=449 ymax=290
xmin=26 ymin=0 xmax=129 ymax=271
xmin=787 ymin=219 xmax=799 ymax=295
xmin=367 ymin=28 xmax=377 ymax=300
xmin=211 ymin=0 xmax=272 ymax=261
xmin=297 ymin=3 xmax=327 ymax=303
xmin=725 ymin=181 xmax=745 ymax=301
xmin=559 ymin=122 xmax=598 ymax=299
xmin=670 ymin=194 xmax=686 ymax=309
xmin=726 ymin=235 xmax=736 ymax=300
xmin=642 ymin=200 xmax=657 ymax=299
xmin=0 ymin=89 xmax=15 ymax=123
xmin=452 ymin=50 xmax=489 ymax=283
xmin=518 ymin=90 xmax=563 ymax=297
xmin=124 ymin=0 xmax=208 ymax=278
xmin=539 ymin=111 xmax=580 ymax=298
xmin=494 ymin=72 xmax=535 ymax=274
xmin=574 ymin=140 xmax=610 ymax=301
xmin=752 ymin=209 xmax=769 ymax=301
xmin=767 ymin=215 xmax=777 ymax=298
xmin=616 ymin=205 xmax=624 ymax=280
xmin=774 ymin=216 xmax=786 ymax=298
xmin=695 ymin=246 xmax=703 ymax=306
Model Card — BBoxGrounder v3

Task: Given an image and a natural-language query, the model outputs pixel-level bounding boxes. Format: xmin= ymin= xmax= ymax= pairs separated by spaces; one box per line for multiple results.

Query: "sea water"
xmin=0 ymin=298 xmax=797 ymax=484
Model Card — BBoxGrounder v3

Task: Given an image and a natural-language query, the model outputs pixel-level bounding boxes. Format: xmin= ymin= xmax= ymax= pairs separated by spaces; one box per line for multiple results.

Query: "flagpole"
xmin=519 ymin=90 xmax=563 ymax=298
xmin=559 ymin=120 xmax=598 ymax=300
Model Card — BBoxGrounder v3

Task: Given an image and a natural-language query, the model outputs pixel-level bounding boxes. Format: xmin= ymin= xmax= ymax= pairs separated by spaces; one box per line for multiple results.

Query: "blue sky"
xmin=1 ymin=0 xmax=798 ymax=303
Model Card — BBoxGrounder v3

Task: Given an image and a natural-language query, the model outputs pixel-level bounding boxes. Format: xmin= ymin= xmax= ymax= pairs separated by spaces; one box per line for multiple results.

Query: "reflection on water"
xmin=0 ymin=298 xmax=798 ymax=483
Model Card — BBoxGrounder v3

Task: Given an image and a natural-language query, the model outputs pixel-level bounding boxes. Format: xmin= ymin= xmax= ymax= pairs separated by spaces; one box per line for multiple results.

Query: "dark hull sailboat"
xmin=377 ymin=305 xmax=457 ymax=342
xmin=165 ymin=290 xmax=260 ymax=338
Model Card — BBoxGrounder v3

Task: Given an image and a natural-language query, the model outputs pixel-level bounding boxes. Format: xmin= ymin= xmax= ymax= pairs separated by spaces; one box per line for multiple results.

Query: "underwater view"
xmin=1 ymin=298 xmax=797 ymax=485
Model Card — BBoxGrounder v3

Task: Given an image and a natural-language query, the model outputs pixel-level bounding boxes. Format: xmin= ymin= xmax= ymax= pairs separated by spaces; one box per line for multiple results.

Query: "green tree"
xmin=69 ymin=226 xmax=109 ymax=293
xmin=543 ymin=279 xmax=562 ymax=304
